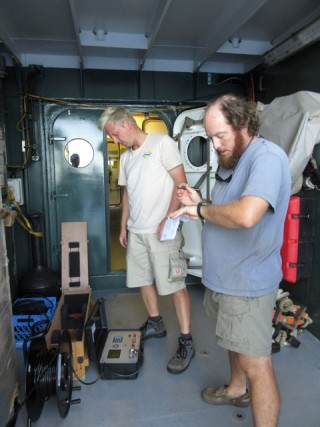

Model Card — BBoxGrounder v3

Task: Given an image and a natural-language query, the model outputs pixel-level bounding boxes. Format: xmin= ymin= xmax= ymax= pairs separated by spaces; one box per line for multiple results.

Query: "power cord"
xmin=12 ymin=300 xmax=48 ymax=316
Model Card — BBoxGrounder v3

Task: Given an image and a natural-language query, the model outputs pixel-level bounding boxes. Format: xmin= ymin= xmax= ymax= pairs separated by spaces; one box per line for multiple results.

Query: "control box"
xmin=100 ymin=330 xmax=141 ymax=364
xmin=99 ymin=330 xmax=142 ymax=380
xmin=8 ymin=178 xmax=24 ymax=205
xmin=85 ymin=298 xmax=143 ymax=380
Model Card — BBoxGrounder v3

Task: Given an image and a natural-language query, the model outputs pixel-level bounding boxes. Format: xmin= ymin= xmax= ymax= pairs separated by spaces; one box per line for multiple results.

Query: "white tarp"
xmin=257 ymin=91 xmax=320 ymax=195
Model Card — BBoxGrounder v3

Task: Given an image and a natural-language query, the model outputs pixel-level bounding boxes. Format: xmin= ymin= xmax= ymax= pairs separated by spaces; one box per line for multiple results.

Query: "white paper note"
xmin=160 ymin=216 xmax=189 ymax=241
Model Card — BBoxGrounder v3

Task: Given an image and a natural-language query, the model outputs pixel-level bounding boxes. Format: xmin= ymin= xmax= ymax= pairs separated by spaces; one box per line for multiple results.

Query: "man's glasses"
xmin=215 ymin=166 xmax=233 ymax=183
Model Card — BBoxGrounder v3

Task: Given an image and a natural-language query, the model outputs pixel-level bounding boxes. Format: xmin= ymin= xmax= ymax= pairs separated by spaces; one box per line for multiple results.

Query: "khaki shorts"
xmin=126 ymin=231 xmax=186 ymax=296
xmin=204 ymin=288 xmax=278 ymax=356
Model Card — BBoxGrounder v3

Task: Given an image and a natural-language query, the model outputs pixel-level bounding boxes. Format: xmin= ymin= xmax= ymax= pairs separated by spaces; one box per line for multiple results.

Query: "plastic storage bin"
xmin=13 ymin=297 xmax=57 ymax=348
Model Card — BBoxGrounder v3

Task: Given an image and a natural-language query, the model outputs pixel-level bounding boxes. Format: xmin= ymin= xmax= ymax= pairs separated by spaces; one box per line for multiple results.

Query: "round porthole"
xmin=64 ymin=138 xmax=94 ymax=168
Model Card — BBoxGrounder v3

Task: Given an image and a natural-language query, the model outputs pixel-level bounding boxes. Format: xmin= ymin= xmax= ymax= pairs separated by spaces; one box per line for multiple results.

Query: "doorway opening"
xmin=107 ymin=112 xmax=169 ymax=271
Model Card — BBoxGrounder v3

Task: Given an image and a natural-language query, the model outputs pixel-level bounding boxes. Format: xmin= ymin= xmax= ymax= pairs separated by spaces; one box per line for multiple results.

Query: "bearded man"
xmin=171 ymin=93 xmax=291 ymax=427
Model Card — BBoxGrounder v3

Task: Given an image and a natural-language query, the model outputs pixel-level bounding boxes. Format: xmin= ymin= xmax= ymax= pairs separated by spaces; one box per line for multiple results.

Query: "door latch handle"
xmin=51 ymin=192 xmax=69 ymax=201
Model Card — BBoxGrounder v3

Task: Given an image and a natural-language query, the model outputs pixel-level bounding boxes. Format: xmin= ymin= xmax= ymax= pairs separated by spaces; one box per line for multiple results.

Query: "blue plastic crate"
xmin=13 ymin=297 xmax=57 ymax=348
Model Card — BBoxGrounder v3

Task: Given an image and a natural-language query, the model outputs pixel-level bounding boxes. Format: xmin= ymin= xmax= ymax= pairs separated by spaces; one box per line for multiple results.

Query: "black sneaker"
xmin=167 ymin=337 xmax=195 ymax=374
xmin=140 ymin=317 xmax=167 ymax=340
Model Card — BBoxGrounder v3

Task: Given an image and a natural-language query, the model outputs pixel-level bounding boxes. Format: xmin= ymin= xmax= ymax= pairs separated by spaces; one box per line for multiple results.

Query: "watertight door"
xmin=50 ymin=107 xmax=110 ymax=284
xmin=173 ymin=107 xmax=218 ymax=278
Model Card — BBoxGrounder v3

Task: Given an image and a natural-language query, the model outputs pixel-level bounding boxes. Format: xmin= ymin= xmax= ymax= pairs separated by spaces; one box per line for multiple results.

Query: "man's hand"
xmin=119 ymin=228 xmax=128 ymax=248
xmin=177 ymin=183 xmax=202 ymax=206
xmin=170 ymin=205 xmax=199 ymax=221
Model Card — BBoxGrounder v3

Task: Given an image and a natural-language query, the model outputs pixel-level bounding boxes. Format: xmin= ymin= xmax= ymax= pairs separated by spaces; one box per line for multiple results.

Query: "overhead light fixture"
xmin=264 ymin=17 xmax=320 ymax=66
xmin=93 ymin=29 xmax=107 ymax=41
xmin=229 ymin=37 xmax=241 ymax=49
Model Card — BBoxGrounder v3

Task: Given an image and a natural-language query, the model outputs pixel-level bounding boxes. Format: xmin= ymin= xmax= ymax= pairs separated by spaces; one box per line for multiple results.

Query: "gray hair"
xmin=98 ymin=106 xmax=136 ymax=130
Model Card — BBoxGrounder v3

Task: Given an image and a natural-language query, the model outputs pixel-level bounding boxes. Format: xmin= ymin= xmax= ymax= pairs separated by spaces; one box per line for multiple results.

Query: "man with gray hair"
xmin=99 ymin=107 xmax=195 ymax=374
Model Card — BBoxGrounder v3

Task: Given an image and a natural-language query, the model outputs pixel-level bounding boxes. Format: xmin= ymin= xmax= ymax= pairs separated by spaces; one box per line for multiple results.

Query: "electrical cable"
xmin=12 ymin=298 xmax=54 ymax=336
xmin=30 ymin=348 xmax=58 ymax=401
xmin=12 ymin=300 xmax=48 ymax=315
xmin=13 ymin=296 xmax=54 ymax=311
xmin=72 ymin=366 xmax=102 ymax=385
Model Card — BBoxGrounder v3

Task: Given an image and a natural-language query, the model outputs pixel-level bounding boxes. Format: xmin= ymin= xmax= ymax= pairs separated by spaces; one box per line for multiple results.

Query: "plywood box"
xmin=46 ymin=221 xmax=91 ymax=378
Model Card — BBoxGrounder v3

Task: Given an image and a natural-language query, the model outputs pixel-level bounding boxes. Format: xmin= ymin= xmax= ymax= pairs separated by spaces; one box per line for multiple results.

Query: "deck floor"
xmin=14 ymin=284 xmax=320 ymax=427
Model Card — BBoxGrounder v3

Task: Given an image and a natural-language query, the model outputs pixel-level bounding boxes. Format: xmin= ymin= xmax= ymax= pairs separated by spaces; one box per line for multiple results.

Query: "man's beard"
xmin=218 ymin=132 xmax=247 ymax=170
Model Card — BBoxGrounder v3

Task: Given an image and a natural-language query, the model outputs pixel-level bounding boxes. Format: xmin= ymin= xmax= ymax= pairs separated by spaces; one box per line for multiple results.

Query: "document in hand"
xmin=160 ymin=216 xmax=189 ymax=241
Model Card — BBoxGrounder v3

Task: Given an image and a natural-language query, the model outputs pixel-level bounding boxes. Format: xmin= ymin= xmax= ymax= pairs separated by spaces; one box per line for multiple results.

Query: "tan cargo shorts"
xmin=126 ymin=230 xmax=187 ymax=296
xmin=204 ymin=288 xmax=278 ymax=356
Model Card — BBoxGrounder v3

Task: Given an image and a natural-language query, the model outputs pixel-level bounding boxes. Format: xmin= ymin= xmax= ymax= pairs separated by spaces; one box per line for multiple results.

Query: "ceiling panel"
xmin=0 ymin=0 xmax=319 ymax=74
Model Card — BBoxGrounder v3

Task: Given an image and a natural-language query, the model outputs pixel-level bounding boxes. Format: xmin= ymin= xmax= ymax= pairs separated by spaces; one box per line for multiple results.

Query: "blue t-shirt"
xmin=202 ymin=138 xmax=291 ymax=297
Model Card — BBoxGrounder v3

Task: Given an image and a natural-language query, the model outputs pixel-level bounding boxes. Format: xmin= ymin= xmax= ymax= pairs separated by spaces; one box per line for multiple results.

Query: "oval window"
xmin=187 ymin=136 xmax=208 ymax=167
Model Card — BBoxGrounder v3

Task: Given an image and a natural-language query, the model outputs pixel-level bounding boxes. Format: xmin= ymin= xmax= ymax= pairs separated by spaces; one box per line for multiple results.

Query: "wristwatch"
xmin=197 ymin=202 xmax=210 ymax=220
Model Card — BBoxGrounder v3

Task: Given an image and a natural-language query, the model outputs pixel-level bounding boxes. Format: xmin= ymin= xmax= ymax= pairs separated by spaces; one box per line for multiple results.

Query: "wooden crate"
xmin=46 ymin=221 xmax=91 ymax=379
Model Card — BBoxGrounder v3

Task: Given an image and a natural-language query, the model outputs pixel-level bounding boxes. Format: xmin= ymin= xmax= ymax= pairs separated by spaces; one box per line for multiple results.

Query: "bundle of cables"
xmin=12 ymin=298 xmax=51 ymax=316
xmin=12 ymin=297 xmax=55 ymax=343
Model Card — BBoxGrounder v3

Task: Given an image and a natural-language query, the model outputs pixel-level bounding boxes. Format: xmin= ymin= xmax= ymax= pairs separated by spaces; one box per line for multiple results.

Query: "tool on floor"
xmin=85 ymin=297 xmax=144 ymax=380
xmin=272 ymin=288 xmax=313 ymax=352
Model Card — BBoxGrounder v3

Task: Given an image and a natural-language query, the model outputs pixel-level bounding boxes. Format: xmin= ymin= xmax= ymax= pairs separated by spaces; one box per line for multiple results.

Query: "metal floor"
xmin=14 ymin=284 xmax=320 ymax=427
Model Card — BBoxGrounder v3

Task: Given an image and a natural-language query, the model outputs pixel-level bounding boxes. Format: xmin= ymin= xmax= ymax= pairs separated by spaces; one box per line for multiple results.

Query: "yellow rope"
xmin=6 ymin=186 xmax=43 ymax=237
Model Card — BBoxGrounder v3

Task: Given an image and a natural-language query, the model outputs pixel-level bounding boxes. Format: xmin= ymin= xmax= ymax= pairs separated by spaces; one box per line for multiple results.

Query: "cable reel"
xmin=25 ymin=329 xmax=81 ymax=424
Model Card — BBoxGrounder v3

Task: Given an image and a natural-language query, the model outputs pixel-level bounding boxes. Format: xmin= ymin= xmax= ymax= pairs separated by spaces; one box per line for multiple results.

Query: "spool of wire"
xmin=33 ymin=348 xmax=58 ymax=400
xmin=25 ymin=330 xmax=80 ymax=423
